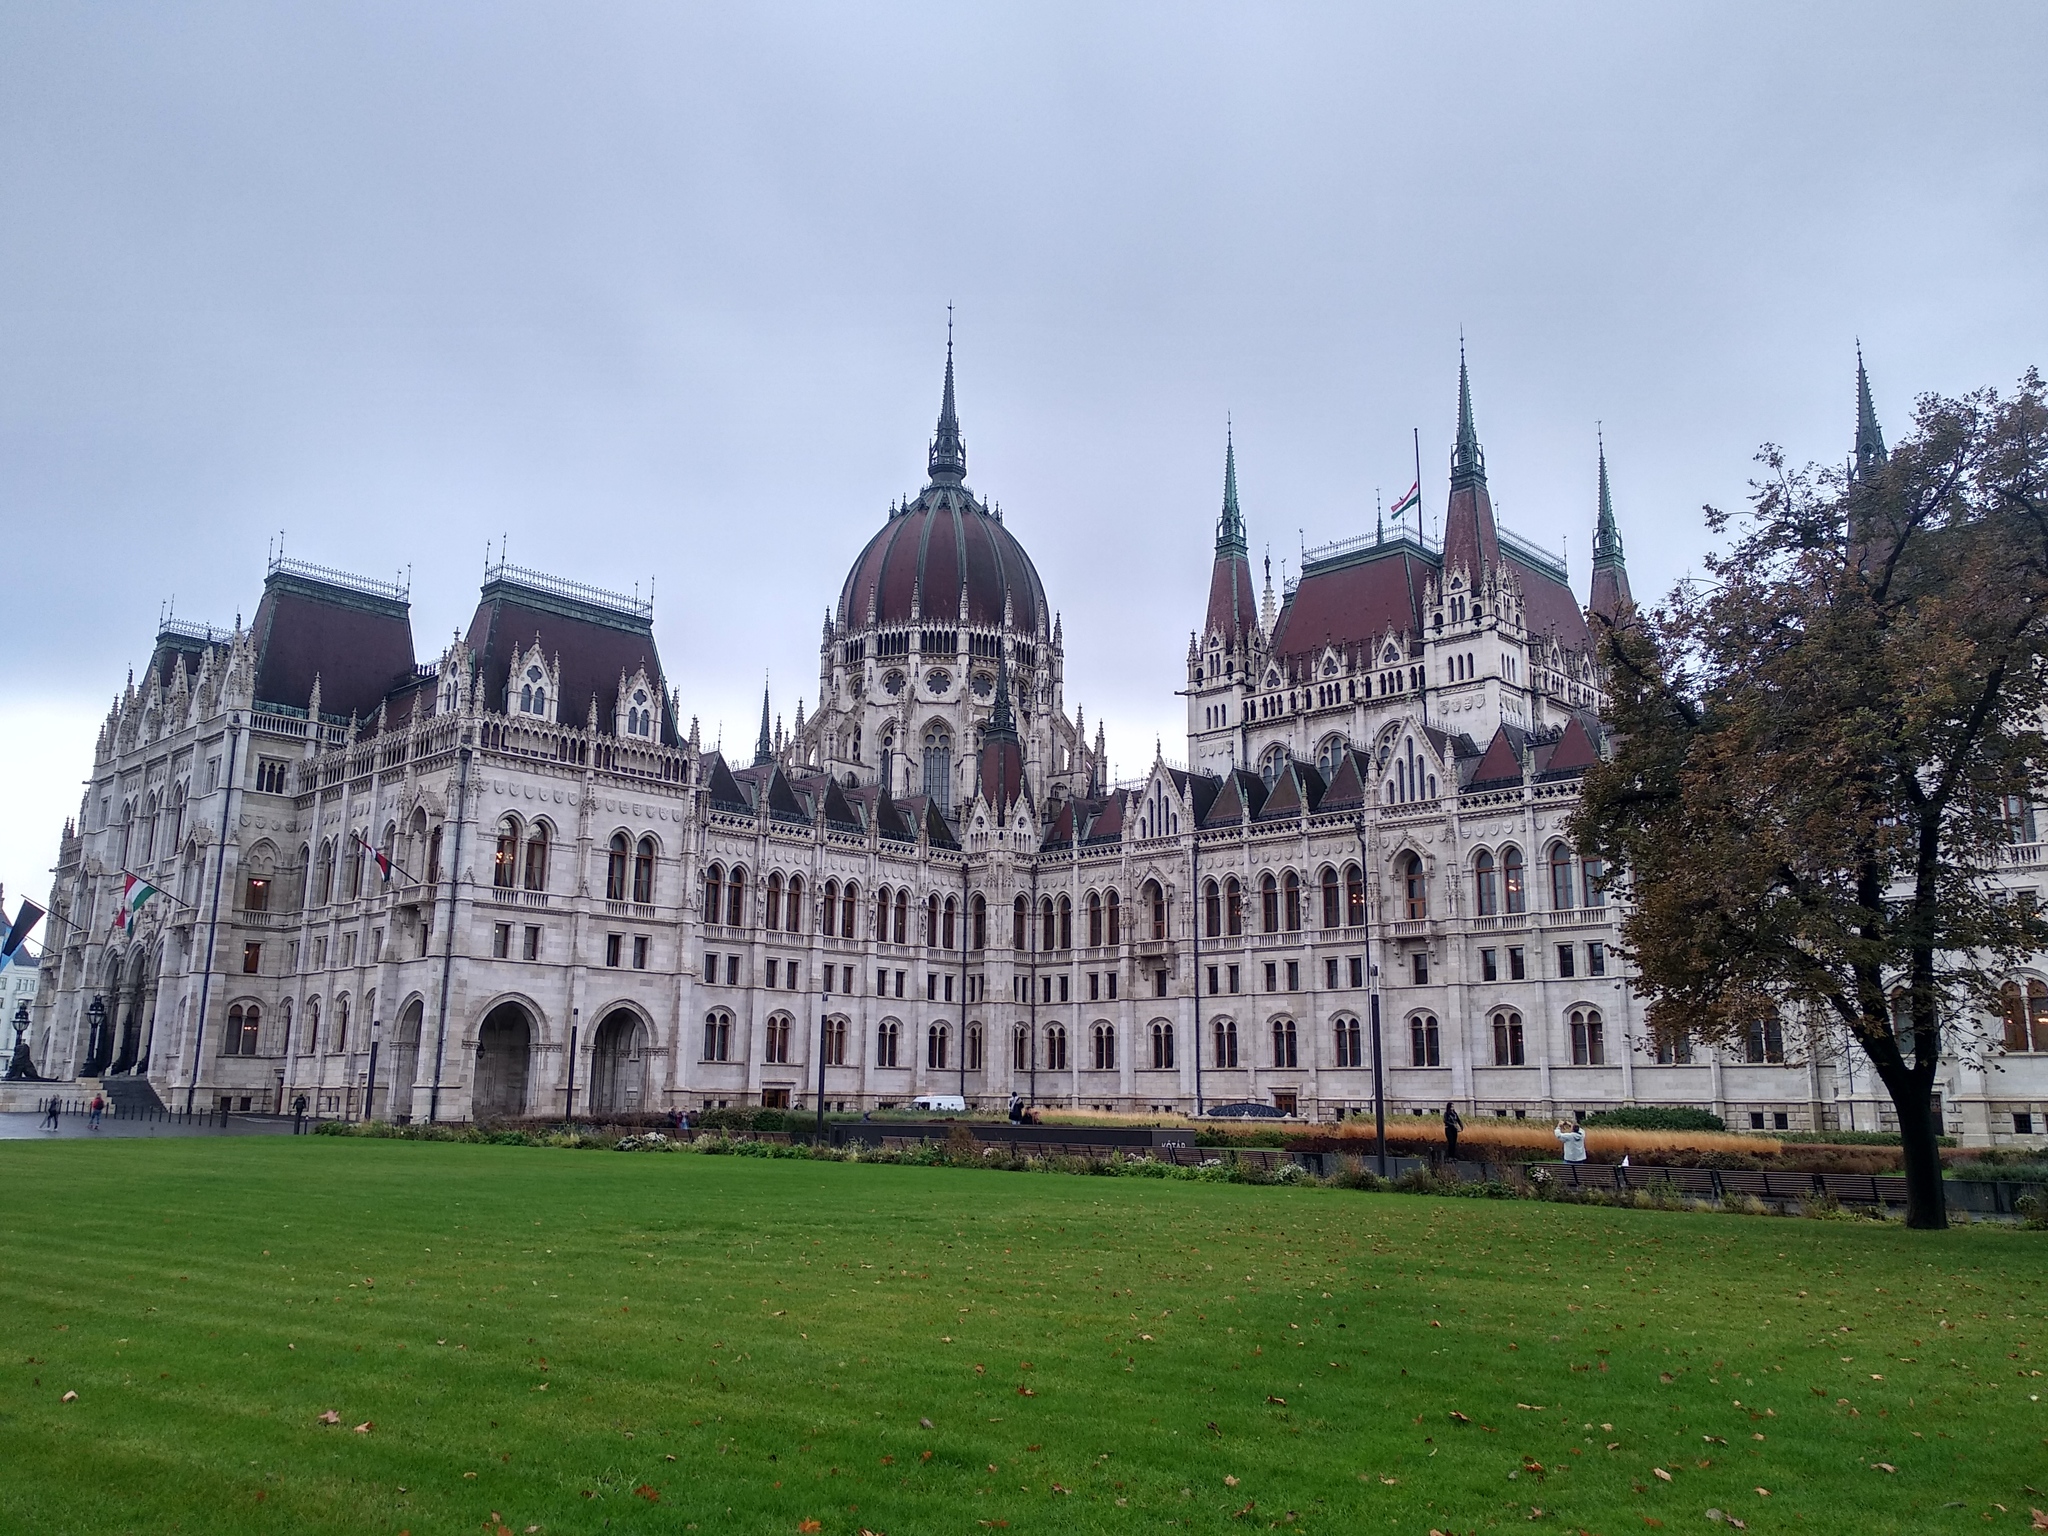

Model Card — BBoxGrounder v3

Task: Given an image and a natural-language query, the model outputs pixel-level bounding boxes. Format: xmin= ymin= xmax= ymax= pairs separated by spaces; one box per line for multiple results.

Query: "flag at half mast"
xmin=114 ymin=873 xmax=162 ymax=932
xmin=1388 ymin=479 xmax=1420 ymax=522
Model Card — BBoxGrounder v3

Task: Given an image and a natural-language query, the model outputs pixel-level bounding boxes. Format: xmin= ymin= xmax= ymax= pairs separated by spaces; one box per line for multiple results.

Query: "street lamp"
xmin=86 ymin=994 xmax=107 ymax=1076
xmin=365 ymin=1017 xmax=383 ymax=1124
xmin=1353 ymin=817 xmax=1387 ymax=1177
xmin=5 ymin=1000 xmax=41 ymax=1081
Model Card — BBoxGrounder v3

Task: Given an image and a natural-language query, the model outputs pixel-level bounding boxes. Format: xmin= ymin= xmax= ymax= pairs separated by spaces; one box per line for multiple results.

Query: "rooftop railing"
xmin=483 ymin=560 xmax=652 ymax=621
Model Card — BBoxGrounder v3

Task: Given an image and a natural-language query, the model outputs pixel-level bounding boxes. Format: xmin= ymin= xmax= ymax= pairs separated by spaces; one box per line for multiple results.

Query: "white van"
xmin=913 ymin=1094 xmax=968 ymax=1114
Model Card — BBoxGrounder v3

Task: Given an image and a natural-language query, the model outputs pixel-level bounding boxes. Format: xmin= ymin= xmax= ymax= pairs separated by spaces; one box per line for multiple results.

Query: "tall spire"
xmin=1216 ymin=421 xmax=1247 ymax=556
xmin=1593 ymin=428 xmax=1624 ymax=567
xmin=1852 ymin=343 xmax=1887 ymax=483
xmin=984 ymin=649 xmax=1017 ymax=741
xmin=753 ymin=679 xmax=773 ymax=766
xmin=927 ymin=309 xmax=967 ymax=485
xmin=1451 ymin=336 xmax=1486 ymax=489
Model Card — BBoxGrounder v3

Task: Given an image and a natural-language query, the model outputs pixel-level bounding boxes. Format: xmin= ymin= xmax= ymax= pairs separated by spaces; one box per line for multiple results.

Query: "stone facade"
xmin=24 ymin=351 xmax=2048 ymax=1144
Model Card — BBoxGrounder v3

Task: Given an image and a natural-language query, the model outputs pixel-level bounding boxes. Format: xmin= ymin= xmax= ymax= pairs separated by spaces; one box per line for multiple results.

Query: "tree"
xmin=1571 ymin=371 xmax=2048 ymax=1229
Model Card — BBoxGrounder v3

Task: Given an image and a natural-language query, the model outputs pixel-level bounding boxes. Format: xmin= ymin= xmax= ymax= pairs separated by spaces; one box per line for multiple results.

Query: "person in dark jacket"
xmin=1442 ymin=1102 xmax=1464 ymax=1161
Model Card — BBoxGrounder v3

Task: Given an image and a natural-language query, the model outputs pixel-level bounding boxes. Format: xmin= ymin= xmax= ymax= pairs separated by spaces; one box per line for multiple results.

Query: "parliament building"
xmin=27 ymin=346 xmax=2048 ymax=1145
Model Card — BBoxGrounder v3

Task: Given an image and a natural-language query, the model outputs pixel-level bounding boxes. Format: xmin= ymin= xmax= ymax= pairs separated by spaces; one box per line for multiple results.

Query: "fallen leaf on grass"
xmin=353 ymin=1421 xmax=373 ymax=1434
xmin=2029 ymin=1511 xmax=2048 ymax=1532
xmin=1050 ymin=1483 xmax=1069 ymax=1495
xmin=317 ymin=1410 xmax=340 ymax=1424
xmin=633 ymin=1484 xmax=660 ymax=1502
xmin=798 ymin=1521 xmax=822 ymax=1533
xmin=1267 ymin=1396 xmax=1287 ymax=1406
xmin=1654 ymin=1467 xmax=1673 ymax=1482
xmin=1016 ymin=1387 xmax=1036 ymax=1397
xmin=1448 ymin=1411 xmax=1470 ymax=1425
xmin=1871 ymin=1463 xmax=1897 ymax=1474
xmin=60 ymin=1391 xmax=77 ymax=1403
xmin=1224 ymin=1475 xmax=1239 ymax=1487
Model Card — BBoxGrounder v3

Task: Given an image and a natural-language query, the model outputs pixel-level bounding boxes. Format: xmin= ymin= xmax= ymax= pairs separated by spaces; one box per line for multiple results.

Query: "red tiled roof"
xmin=838 ymin=487 xmax=1047 ymax=633
xmin=1269 ymin=548 xmax=1433 ymax=670
xmin=1466 ymin=726 xmax=1524 ymax=788
xmin=1205 ymin=551 xmax=1257 ymax=645
xmin=249 ymin=571 xmax=415 ymax=722
xmin=463 ymin=577 xmax=670 ymax=742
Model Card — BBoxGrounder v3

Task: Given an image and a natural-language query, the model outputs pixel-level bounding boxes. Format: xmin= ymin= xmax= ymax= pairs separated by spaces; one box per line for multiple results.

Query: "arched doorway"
xmin=588 ymin=1009 xmax=646 ymax=1115
xmin=389 ymin=1000 xmax=423 ymax=1123
xmin=473 ymin=1003 xmax=532 ymax=1120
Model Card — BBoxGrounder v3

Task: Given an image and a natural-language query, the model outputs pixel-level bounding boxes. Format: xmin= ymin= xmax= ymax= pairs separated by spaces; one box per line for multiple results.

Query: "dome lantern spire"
xmin=927 ymin=309 xmax=967 ymax=486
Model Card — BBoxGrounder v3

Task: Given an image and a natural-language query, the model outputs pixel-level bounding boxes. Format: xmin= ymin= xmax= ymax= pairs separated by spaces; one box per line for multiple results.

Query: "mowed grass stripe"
xmin=0 ymin=1138 xmax=2040 ymax=1534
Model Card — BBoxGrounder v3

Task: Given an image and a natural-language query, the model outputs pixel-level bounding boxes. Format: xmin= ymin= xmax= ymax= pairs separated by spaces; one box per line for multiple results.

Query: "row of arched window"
xmin=1203 ymin=867 xmax=1365 ymax=936
xmin=1472 ymin=844 xmax=1607 ymax=917
xmin=219 ymin=992 xmax=377 ymax=1059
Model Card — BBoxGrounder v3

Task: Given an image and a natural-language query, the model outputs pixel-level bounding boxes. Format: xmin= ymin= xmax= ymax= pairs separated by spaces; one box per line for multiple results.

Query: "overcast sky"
xmin=2 ymin=2 xmax=2043 ymax=916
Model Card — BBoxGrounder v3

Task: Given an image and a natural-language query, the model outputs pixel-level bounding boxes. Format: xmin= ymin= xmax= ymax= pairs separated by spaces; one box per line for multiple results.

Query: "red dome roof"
xmin=838 ymin=486 xmax=1047 ymax=633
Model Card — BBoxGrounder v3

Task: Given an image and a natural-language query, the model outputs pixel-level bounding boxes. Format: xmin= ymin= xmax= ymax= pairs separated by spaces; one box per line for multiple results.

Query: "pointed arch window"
xmin=1473 ymin=850 xmax=1498 ymax=916
xmin=1044 ymin=1023 xmax=1068 ymax=1072
xmin=1057 ymin=895 xmax=1072 ymax=951
xmin=1407 ymin=1013 xmax=1438 ymax=1067
xmin=1502 ymin=846 xmax=1526 ymax=914
xmin=634 ymin=837 xmax=656 ymax=903
xmin=1204 ymin=879 xmax=1221 ymax=938
xmin=1212 ymin=1017 xmax=1238 ymax=1068
xmin=1581 ymin=856 xmax=1607 ymax=908
xmin=1334 ymin=1013 xmax=1365 ymax=1067
xmin=1225 ymin=877 xmax=1243 ymax=936
xmin=972 ymin=893 xmax=987 ymax=950
xmin=1321 ymin=867 xmax=1340 ymax=929
xmin=787 ymin=874 xmax=804 ymax=933
xmin=1105 ymin=889 xmax=1120 ymax=946
xmin=1283 ymin=870 xmax=1302 ymax=932
xmin=1260 ymin=873 xmax=1279 ymax=933
xmin=766 ymin=873 xmax=784 ymax=931
xmin=842 ymin=881 xmax=859 ymax=940
xmin=1013 ymin=894 xmax=1028 ymax=950
xmin=1549 ymin=843 xmax=1575 ymax=910
xmin=876 ymin=1018 xmax=899 ymax=1068
xmin=1145 ymin=879 xmax=1166 ymax=940
xmin=893 ymin=888 xmax=908 ymax=945
xmin=1087 ymin=892 xmax=1104 ymax=948
xmin=726 ymin=868 xmax=747 ymax=928
xmin=941 ymin=894 xmax=956 ymax=950
xmin=1570 ymin=1008 xmax=1606 ymax=1066
xmin=1091 ymin=1022 xmax=1116 ymax=1071
xmin=927 ymin=1023 xmax=949 ymax=1070
xmin=876 ymin=886 xmax=892 ymax=943
xmin=1272 ymin=1017 xmax=1298 ymax=1067
xmin=1399 ymin=854 xmax=1426 ymax=920
xmin=1150 ymin=1020 xmax=1175 ymax=1069
xmin=522 ymin=824 xmax=549 ymax=892
xmin=822 ymin=879 xmax=840 ymax=937
xmin=492 ymin=818 xmax=518 ymax=890
xmin=705 ymin=865 xmax=725 ymax=925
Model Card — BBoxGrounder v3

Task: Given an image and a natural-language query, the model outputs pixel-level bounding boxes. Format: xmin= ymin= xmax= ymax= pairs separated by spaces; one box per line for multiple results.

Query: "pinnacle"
xmin=1452 ymin=340 xmax=1487 ymax=489
xmin=927 ymin=322 xmax=967 ymax=485
xmin=1215 ymin=426 xmax=1248 ymax=557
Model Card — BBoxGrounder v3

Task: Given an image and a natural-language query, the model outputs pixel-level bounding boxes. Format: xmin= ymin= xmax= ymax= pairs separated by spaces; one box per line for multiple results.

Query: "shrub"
xmin=1582 ymin=1106 xmax=1726 ymax=1132
xmin=1950 ymin=1160 xmax=2048 ymax=1183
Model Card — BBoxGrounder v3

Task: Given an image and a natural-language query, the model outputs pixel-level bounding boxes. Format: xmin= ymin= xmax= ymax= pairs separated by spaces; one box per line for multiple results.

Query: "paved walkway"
xmin=0 ymin=1110 xmax=303 ymax=1140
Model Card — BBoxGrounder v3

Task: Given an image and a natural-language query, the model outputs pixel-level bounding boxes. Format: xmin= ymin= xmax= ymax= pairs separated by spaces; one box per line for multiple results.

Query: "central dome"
xmin=836 ymin=345 xmax=1049 ymax=634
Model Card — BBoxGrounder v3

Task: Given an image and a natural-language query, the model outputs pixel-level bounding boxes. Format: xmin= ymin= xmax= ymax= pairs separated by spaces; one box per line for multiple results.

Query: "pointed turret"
xmin=927 ymin=320 xmax=967 ymax=486
xmin=1441 ymin=341 xmax=1503 ymax=580
xmin=977 ymin=649 xmax=1027 ymax=814
xmin=753 ymin=682 xmax=773 ymax=766
xmin=1203 ymin=426 xmax=1259 ymax=645
xmin=1588 ymin=432 xmax=1634 ymax=626
xmin=1852 ymin=344 xmax=1887 ymax=483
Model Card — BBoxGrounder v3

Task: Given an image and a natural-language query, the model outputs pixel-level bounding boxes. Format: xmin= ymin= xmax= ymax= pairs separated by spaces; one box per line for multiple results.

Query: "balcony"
xmin=487 ymin=889 xmax=551 ymax=909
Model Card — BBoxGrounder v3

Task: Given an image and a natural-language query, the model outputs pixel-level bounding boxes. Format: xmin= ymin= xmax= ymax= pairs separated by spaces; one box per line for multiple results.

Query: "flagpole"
xmin=187 ymin=714 xmax=243 ymax=1113
xmin=1412 ymin=428 xmax=1422 ymax=542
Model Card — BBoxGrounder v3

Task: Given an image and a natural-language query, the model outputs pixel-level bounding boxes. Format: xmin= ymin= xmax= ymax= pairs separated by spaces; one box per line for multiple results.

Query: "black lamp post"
xmin=364 ymin=1016 xmax=382 ymax=1124
xmin=1354 ymin=817 xmax=1387 ymax=1176
xmin=5 ymin=1001 xmax=42 ymax=1081
xmin=84 ymin=994 xmax=108 ymax=1077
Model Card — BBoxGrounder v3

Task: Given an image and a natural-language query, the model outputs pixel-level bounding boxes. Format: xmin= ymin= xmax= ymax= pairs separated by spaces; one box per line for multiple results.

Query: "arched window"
xmin=1013 ymin=894 xmax=1028 ymax=950
xmin=279 ymin=999 xmax=293 ymax=1055
xmin=1259 ymin=744 xmax=1286 ymax=787
xmin=523 ymin=824 xmax=549 ymax=892
xmin=1283 ymin=870 xmax=1301 ymax=932
xmin=1260 ymin=873 xmax=1279 ymax=933
xmin=1744 ymin=1017 xmax=1785 ymax=1064
xmin=893 ymin=889 xmax=908 ymax=945
xmin=1582 ymin=856 xmax=1607 ymax=908
xmin=1408 ymin=1013 xmax=1439 ymax=1067
xmin=1321 ymin=867 xmax=1340 ymax=929
xmin=923 ymin=724 xmax=953 ymax=814
xmin=1335 ymin=1014 xmax=1365 ymax=1067
xmin=1225 ymin=877 xmax=1243 ymax=937
xmin=1491 ymin=1010 xmax=1525 ymax=1066
xmin=1150 ymin=1021 xmax=1175 ymax=1069
xmin=968 ymin=1024 xmax=983 ymax=1071
xmin=1473 ymin=850 xmax=1498 ymax=916
xmin=345 ymin=831 xmax=365 ymax=899
xmin=1044 ymin=1023 xmax=1068 ymax=1072
xmin=1272 ymin=1017 xmax=1298 ymax=1067
xmin=823 ymin=1015 xmax=848 ymax=1065
xmin=606 ymin=833 xmax=629 ymax=900
xmin=1204 ymin=879 xmax=1221 ymax=938
xmin=1092 ymin=1022 xmax=1116 ymax=1071
xmin=941 ymin=894 xmax=956 ymax=950
xmin=1057 ymin=895 xmax=1072 ymax=951
xmin=1502 ymin=846 xmax=1526 ymax=914
xmin=334 ymin=996 xmax=350 ymax=1054
xmin=1569 ymin=1008 xmax=1606 ymax=1066
xmin=704 ymin=865 xmax=725 ymax=925
xmin=727 ymin=868 xmax=747 ymax=928
xmin=1087 ymin=892 xmax=1104 ymax=948
xmin=1106 ymin=890 xmax=1120 ymax=946
xmin=1212 ymin=1017 xmax=1238 ymax=1068
xmin=702 ymin=1010 xmax=732 ymax=1061
xmin=316 ymin=839 xmax=335 ymax=905
xmin=822 ymin=879 xmax=840 ymax=937
xmin=494 ymin=818 xmax=519 ymax=889
xmin=1316 ymin=735 xmax=1347 ymax=780
xmin=928 ymin=1023 xmax=950 ymax=1070
xmin=1344 ymin=862 xmax=1365 ymax=926
xmin=876 ymin=886 xmax=892 ymax=942
xmin=1549 ymin=843 xmax=1575 ymax=911
xmin=926 ymin=893 xmax=940 ymax=947
xmin=1145 ymin=880 xmax=1166 ymax=940
xmin=766 ymin=873 xmax=784 ymax=931
xmin=224 ymin=1004 xmax=262 ymax=1057
xmin=1400 ymin=854 xmax=1426 ymax=920
xmin=304 ymin=998 xmax=320 ymax=1055
xmin=841 ymin=881 xmax=858 ymax=940
xmin=764 ymin=1015 xmax=792 ymax=1064
xmin=634 ymin=837 xmax=656 ymax=904
xmin=876 ymin=1018 xmax=900 ymax=1068
xmin=1013 ymin=1023 xmax=1030 ymax=1071
xmin=972 ymin=893 xmax=987 ymax=950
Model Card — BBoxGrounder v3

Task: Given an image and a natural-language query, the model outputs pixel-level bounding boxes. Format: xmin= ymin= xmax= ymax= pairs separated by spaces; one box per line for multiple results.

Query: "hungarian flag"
xmin=359 ymin=831 xmax=392 ymax=883
xmin=114 ymin=874 xmax=161 ymax=931
xmin=1389 ymin=480 xmax=1420 ymax=521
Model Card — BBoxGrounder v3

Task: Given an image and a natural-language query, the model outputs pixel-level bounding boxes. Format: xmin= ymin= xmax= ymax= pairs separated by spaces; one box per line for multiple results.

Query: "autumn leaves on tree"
xmin=1572 ymin=369 xmax=2048 ymax=1230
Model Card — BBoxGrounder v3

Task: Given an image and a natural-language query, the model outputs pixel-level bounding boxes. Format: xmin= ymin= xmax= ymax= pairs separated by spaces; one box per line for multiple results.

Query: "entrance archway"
xmin=389 ymin=999 xmax=423 ymax=1123
xmin=588 ymin=1009 xmax=646 ymax=1115
xmin=473 ymin=1003 xmax=532 ymax=1120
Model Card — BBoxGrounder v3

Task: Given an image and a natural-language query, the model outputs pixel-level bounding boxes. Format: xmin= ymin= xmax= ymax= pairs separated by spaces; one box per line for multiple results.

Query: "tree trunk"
xmin=1883 ymin=1067 xmax=1948 ymax=1230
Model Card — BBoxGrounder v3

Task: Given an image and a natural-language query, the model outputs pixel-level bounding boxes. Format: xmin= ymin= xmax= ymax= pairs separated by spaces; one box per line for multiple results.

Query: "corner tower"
xmin=1587 ymin=433 xmax=1633 ymax=627
xmin=1188 ymin=428 xmax=1262 ymax=775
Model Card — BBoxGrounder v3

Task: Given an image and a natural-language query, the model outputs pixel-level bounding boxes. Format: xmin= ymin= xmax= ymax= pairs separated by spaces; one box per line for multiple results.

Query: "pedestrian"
xmin=1554 ymin=1116 xmax=1587 ymax=1164
xmin=89 ymin=1093 xmax=105 ymax=1130
xmin=292 ymin=1093 xmax=309 ymax=1134
xmin=1442 ymin=1102 xmax=1463 ymax=1162
xmin=675 ymin=1107 xmax=691 ymax=1137
xmin=1008 ymin=1092 xmax=1024 ymax=1125
xmin=43 ymin=1095 xmax=61 ymax=1130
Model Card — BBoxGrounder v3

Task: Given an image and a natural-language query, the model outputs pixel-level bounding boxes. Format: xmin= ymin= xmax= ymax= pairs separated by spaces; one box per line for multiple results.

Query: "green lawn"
xmin=1 ymin=1141 xmax=2042 ymax=1535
